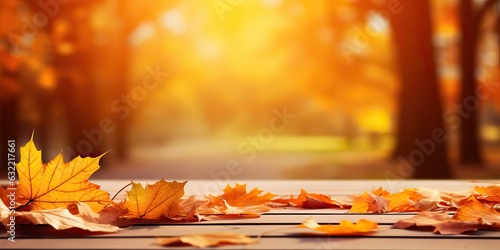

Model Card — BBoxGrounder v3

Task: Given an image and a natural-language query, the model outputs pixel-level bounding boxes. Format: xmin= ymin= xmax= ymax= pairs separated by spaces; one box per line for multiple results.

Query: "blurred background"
xmin=0 ymin=0 xmax=499 ymax=180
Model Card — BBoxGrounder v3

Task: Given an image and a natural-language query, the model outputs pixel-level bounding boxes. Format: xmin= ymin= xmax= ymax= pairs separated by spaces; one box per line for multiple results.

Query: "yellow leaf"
xmin=16 ymin=135 xmax=111 ymax=212
xmin=299 ymin=218 xmax=377 ymax=235
xmin=120 ymin=179 xmax=186 ymax=219
xmin=157 ymin=233 xmax=257 ymax=248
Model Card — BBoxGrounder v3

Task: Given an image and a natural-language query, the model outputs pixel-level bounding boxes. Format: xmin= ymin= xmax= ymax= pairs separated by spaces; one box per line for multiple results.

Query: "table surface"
xmin=2 ymin=180 xmax=499 ymax=249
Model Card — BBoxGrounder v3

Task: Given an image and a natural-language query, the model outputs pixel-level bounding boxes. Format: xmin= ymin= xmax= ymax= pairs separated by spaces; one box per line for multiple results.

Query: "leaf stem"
xmin=112 ymin=182 xmax=132 ymax=201
xmin=14 ymin=201 xmax=32 ymax=211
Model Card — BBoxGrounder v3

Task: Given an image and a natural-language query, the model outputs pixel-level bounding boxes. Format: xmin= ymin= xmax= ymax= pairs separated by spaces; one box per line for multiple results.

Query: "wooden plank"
xmin=93 ymin=180 xmax=489 ymax=200
xmin=105 ymin=213 xmax=420 ymax=225
xmin=2 ymin=237 xmax=499 ymax=249
xmin=12 ymin=224 xmax=500 ymax=239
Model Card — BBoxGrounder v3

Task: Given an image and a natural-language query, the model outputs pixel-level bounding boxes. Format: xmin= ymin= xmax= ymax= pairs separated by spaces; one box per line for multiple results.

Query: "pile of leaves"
xmin=1 ymin=136 xmax=500 ymax=247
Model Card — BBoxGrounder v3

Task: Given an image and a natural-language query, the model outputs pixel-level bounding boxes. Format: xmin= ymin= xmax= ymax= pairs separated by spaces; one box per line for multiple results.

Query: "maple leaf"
xmin=16 ymin=135 xmax=112 ymax=212
xmin=349 ymin=192 xmax=389 ymax=213
xmin=289 ymin=189 xmax=345 ymax=208
xmin=392 ymin=211 xmax=482 ymax=234
xmin=196 ymin=184 xmax=274 ymax=219
xmin=474 ymin=185 xmax=500 ymax=203
xmin=157 ymin=233 xmax=257 ymax=248
xmin=0 ymin=199 xmax=120 ymax=232
xmin=218 ymin=183 xmax=275 ymax=206
xmin=299 ymin=218 xmax=377 ymax=235
xmin=453 ymin=197 xmax=500 ymax=227
xmin=120 ymin=179 xmax=186 ymax=219
xmin=386 ymin=192 xmax=418 ymax=212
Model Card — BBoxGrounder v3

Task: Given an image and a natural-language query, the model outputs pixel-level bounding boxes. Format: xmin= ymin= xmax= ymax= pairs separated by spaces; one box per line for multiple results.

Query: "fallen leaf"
xmin=196 ymin=184 xmax=274 ymax=219
xmin=289 ymin=189 xmax=344 ymax=208
xmin=218 ymin=183 xmax=275 ymax=206
xmin=120 ymin=179 xmax=186 ymax=219
xmin=410 ymin=187 xmax=448 ymax=211
xmin=299 ymin=217 xmax=377 ymax=235
xmin=16 ymin=135 xmax=112 ymax=212
xmin=453 ymin=197 xmax=500 ymax=227
xmin=474 ymin=185 xmax=500 ymax=204
xmin=0 ymin=199 xmax=120 ymax=232
xmin=392 ymin=211 xmax=481 ymax=234
xmin=372 ymin=187 xmax=390 ymax=197
xmin=349 ymin=192 xmax=389 ymax=213
xmin=386 ymin=192 xmax=418 ymax=212
xmin=409 ymin=187 xmax=473 ymax=211
xmin=157 ymin=233 xmax=257 ymax=248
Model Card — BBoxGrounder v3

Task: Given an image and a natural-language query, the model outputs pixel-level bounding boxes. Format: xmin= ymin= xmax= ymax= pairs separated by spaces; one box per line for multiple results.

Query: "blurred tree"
xmin=391 ymin=0 xmax=451 ymax=178
xmin=458 ymin=0 xmax=498 ymax=166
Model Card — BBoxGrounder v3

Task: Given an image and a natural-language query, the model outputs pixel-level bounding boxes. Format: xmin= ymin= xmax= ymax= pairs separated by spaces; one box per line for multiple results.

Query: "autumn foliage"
xmin=1 ymin=137 xmax=500 ymax=242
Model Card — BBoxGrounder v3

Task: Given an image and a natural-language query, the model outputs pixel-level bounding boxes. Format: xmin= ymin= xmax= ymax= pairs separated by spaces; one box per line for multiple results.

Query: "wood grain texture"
xmin=1 ymin=180 xmax=499 ymax=249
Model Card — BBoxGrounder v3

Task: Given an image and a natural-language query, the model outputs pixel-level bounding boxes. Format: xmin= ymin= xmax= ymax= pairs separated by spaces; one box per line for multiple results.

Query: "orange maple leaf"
xmin=157 ymin=233 xmax=257 ymax=247
xmin=453 ymin=197 xmax=500 ymax=227
xmin=120 ymin=179 xmax=186 ymax=219
xmin=299 ymin=218 xmax=377 ymax=235
xmin=16 ymin=135 xmax=112 ymax=212
xmin=474 ymin=185 xmax=500 ymax=203
xmin=289 ymin=189 xmax=344 ymax=208
xmin=196 ymin=184 xmax=274 ymax=219
xmin=218 ymin=183 xmax=275 ymax=206
xmin=387 ymin=191 xmax=419 ymax=212
xmin=349 ymin=192 xmax=389 ymax=213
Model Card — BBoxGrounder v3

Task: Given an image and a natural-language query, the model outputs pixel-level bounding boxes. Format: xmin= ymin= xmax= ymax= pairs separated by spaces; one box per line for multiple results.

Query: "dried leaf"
xmin=157 ymin=233 xmax=257 ymax=248
xmin=349 ymin=192 xmax=389 ymax=213
xmin=0 ymin=199 xmax=120 ymax=232
xmin=474 ymin=185 xmax=500 ymax=203
xmin=387 ymin=192 xmax=418 ymax=212
xmin=196 ymin=184 xmax=273 ymax=219
xmin=392 ymin=211 xmax=481 ymax=234
xmin=411 ymin=187 xmax=449 ymax=211
xmin=299 ymin=217 xmax=377 ymax=235
xmin=453 ymin=197 xmax=500 ymax=227
xmin=120 ymin=179 xmax=186 ymax=219
xmin=16 ymin=135 xmax=112 ymax=212
xmin=218 ymin=183 xmax=275 ymax=206
xmin=289 ymin=189 xmax=344 ymax=208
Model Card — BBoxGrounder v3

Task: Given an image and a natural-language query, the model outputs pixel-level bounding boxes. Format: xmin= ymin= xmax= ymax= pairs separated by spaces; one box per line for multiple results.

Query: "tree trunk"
xmin=391 ymin=0 xmax=451 ymax=179
xmin=458 ymin=2 xmax=482 ymax=165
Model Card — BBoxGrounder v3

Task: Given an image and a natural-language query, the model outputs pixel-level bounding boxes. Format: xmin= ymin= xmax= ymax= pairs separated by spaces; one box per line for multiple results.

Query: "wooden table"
xmin=2 ymin=180 xmax=499 ymax=249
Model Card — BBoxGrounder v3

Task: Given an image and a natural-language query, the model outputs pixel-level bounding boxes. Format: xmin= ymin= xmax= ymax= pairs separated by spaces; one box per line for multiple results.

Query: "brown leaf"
xmin=0 ymin=199 xmax=120 ymax=232
xmin=393 ymin=211 xmax=481 ymax=234
xmin=453 ymin=197 xmax=500 ymax=227
xmin=299 ymin=217 xmax=377 ymax=235
xmin=157 ymin=233 xmax=257 ymax=248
